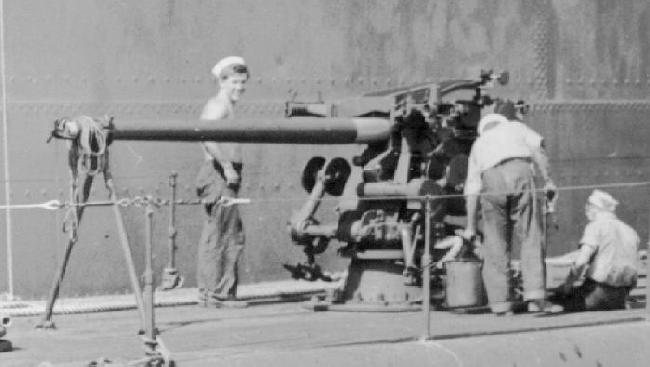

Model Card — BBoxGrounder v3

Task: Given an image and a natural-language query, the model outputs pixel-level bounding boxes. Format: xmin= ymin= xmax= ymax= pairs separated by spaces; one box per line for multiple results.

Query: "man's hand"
xmin=559 ymin=280 xmax=573 ymax=296
xmin=544 ymin=179 xmax=558 ymax=203
xmin=559 ymin=263 xmax=580 ymax=296
xmin=223 ymin=166 xmax=240 ymax=188
xmin=461 ymin=227 xmax=477 ymax=241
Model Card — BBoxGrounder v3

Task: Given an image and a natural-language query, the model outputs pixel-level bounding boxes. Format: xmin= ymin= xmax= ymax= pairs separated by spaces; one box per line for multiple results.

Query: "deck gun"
xmin=47 ymin=70 xmax=522 ymax=309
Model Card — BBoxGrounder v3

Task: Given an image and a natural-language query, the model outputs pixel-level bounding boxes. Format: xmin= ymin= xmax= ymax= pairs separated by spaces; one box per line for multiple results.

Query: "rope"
xmin=0 ymin=196 xmax=251 ymax=211
xmin=1 ymin=180 xmax=649 ymax=211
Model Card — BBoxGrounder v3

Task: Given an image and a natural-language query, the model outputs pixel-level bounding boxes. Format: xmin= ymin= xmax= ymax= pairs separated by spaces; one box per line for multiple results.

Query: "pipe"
xmin=646 ymin=190 xmax=650 ymax=321
xmin=400 ymin=226 xmax=416 ymax=269
xmin=0 ymin=0 xmax=14 ymax=301
xmin=357 ymin=179 xmax=439 ymax=197
xmin=143 ymin=204 xmax=155 ymax=342
xmin=422 ymin=195 xmax=432 ymax=339
xmin=299 ymin=224 xmax=338 ymax=238
xmin=167 ymin=172 xmax=177 ymax=269
xmin=109 ymin=117 xmax=391 ymax=144
xmin=111 ymin=200 xmax=146 ymax=328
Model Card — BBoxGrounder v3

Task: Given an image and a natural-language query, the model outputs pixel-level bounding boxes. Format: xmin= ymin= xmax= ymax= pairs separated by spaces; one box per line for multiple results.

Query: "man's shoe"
xmin=494 ymin=310 xmax=514 ymax=317
xmin=213 ymin=298 xmax=249 ymax=309
xmin=527 ymin=300 xmax=563 ymax=313
xmin=211 ymin=295 xmax=249 ymax=308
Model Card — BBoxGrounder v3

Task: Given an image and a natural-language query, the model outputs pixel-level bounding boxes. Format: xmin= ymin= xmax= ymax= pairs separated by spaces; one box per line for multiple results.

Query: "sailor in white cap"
xmin=557 ymin=190 xmax=639 ymax=311
xmin=211 ymin=56 xmax=245 ymax=78
xmin=196 ymin=55 xmax=250 ymax=306
xmin=463 ymin=112 xmax=560 ymax=315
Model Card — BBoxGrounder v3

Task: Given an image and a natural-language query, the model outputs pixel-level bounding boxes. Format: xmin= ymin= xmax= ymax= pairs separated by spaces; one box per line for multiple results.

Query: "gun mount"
xmin=283 ymin=70 xmax=517 ymax=308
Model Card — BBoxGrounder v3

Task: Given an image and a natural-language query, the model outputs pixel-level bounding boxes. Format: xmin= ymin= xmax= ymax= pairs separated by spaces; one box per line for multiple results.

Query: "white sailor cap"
xmin=211 ymin=56 xmax=246 ymax=78
xmin=587 ymin=189 xmax=619 ymax=212
xmin=477 ymin=113 xmax=508 ymax=135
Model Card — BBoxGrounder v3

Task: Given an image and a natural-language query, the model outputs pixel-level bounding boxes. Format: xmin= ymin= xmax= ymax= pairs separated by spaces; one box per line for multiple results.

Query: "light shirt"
xmin=464 ymin=120 xmax=543 ymax=195
xmin=576 ymin=211 xmax=639 ymax=287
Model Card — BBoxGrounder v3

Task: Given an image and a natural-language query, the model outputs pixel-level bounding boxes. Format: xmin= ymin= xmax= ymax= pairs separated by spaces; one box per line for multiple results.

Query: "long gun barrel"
xmin=108 ymin=117 xmax=391 ymax=144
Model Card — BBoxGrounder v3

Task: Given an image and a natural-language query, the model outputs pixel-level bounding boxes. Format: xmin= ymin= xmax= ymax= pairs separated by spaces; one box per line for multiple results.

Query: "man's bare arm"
xmin=202 ymin=142 xmax=234 ymax=168
xmin=463 ymin=151 xmax=481 ymax=238
xmin=465 ymin=194 xmax=480 ymax=236
xmin=531 ymin=143 xmax=557 ymax=203
xmin=531 ymin=145 xmax=552 ymax=183
xmin=200 ymin=100 xmax=238 ymax=184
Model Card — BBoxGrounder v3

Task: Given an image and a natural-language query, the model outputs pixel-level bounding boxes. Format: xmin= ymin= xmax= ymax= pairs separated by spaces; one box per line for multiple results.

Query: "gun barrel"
xmin=110 ymin=117 xmax=391 ymax=144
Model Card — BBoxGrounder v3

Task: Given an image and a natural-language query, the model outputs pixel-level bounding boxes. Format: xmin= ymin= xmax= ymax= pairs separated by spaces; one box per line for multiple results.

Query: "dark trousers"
xmin=197 ymin=191 xmax=245 ymax=299
xmin=195 ymin=160 xmax=245 ymax=300
xmin=480 ymin=159 xmax=545 ymax=313
xmin=555 ymin=278 xmax=629 ymax=311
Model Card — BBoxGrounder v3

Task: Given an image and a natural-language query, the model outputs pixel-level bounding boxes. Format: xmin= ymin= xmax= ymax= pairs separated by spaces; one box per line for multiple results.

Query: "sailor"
xmin=557 ymin=190 xmax=639 ymax=311
xmin=463 ymin=113 xmax=560 ymax=315
xmin=195 ymin=56 xmax=249 ymax=306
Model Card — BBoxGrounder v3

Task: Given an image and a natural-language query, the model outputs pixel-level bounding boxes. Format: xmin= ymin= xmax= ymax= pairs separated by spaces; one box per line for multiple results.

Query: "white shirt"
xmin=464 ymin=120 xmax=543 ymax=195
xmin=576 ymin=212 xmax=639 ymax=287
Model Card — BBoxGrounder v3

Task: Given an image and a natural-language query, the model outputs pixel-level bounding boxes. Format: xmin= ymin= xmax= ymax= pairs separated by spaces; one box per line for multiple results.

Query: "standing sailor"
xmin=463 ymin=113 xmax=561 ymax=315
xmin=195 ymin=56 xmax=249 ymax=305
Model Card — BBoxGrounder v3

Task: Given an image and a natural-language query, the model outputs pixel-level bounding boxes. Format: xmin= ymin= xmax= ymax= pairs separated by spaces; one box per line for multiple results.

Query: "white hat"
xmin=477 ymin=113 xmax=508 ymax=135
xmin=588 ymin=189 xmax=619 ymax=212
xmin=211 ymin=56 xmax=246 ymax=78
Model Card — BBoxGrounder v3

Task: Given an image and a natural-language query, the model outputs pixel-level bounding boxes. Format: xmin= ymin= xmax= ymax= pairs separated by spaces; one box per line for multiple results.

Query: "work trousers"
xmin=196 ymin=161 xmax=245 ymax=300
xmin=480 ymin=159 xmax=545 ymax=313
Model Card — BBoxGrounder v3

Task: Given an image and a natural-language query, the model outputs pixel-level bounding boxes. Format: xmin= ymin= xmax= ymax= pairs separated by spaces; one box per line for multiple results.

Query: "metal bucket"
xmin=444 ymin=260 xmax=487 ymax=308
